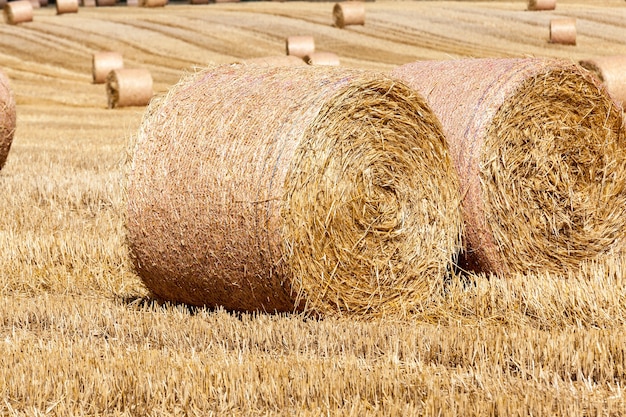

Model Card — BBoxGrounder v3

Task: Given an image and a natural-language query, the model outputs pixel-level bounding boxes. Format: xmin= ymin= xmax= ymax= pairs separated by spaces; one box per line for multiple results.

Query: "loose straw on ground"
xmin=333 ymin=1 xmax=365 ymax=28
xmin=392 ymin=58 xmax=626 ymax=277
xmin=550 ymin=18 xmax=576 ymax=45
xmin=3 ymin=0 xmax=33 ymax=24
xmin=106 ymin=68 xmax=152 ymax=108
xmin=305 ymin=52 xmax=340 ymax=66
xmin=527 ymin=0 xmax=556 ymax=11
xmin=286 ymin=36 xmax=315 ymax=59
xmin=126 ymin=65 xmax=462 ymax=317
xmin=579 ymin=56 xmax=626 ymax=107
xmin=56 ymin=0 xmax=78 ymax=14
xmin=0 ymin=70 xmax=16 ymax=170
xmin=92 ymin=52 xmax=124 ymax=84
xmin=236 ymin=55 xmax=307 ymax=67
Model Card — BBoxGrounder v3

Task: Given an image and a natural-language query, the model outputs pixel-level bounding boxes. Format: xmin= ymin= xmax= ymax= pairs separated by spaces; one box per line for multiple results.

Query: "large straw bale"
xmin=3 ymin=0 xmax=33 ymax=24
xmin=126 ymin=65 xmax=463 ymax=317
xmin=56 ymin=0 xmax=78 ymax=14
xmin=0 ymin=70 xmax=16 ymax=171
xmin=286 ymin=36 xmax=315 ymax=59
xmin=92 ymin=51 xmax=124 ymax=84
xmin=527 ymin=0 xmax=555 ymax=11
xmin=333 ymin=1 xmax=365 ymax=28
xmin=579 ymin=56 xmax=626 ymax=107
xmin=550 ymin=18 xmax=576 ymax=45
xmin=106 ymin=68 xmax=153 ymax=108
xmin=392 ymin=58 xmax=626 ymax=276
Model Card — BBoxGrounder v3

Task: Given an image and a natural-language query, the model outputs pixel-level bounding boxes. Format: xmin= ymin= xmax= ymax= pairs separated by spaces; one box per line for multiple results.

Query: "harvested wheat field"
xmin=1 ymin=0 xmax=626 ymax=415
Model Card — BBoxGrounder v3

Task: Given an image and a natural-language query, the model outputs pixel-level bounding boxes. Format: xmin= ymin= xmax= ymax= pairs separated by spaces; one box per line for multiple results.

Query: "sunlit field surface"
xmin=1 ymin=1 xmax=626 ymax=415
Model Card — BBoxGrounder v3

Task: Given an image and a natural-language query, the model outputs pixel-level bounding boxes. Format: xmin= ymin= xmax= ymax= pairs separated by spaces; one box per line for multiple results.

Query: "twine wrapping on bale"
xmin=3 ymin=0 xmax=33 ymax=25
xmin=304 ymin=52 xmax=340 ymax=66
xmin=550 ymin=18 xmax=576 ymax=45
xmin=579 ymin=56 xmax=626 ymax=107
xmin=527 ymin=0 xmax=556 ymax=11
xmin=333 ymin=1 xmax=365 ymax=29
xmin=0 ymin=70 xmax=16 ymax=171
xmin=126 ymin=65 xmax=463 ymax=317
xmin=286 ymin=36 xmax=315 ymax=59
xmin=235 ymin=55 xmax=307 ymax=67
xmin=106 ymin=68 xmax=153 ymax=108
xmin=56 ymin=0 xmax=78 ymax=14
xmin=92 ymin=52 xmax=124 ymax=84
xmin=392 ymin=58 xmax=626 ymax=277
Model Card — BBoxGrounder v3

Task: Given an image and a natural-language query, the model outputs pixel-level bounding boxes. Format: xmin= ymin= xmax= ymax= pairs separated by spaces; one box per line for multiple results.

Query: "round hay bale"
xmin=28 ymin=0 xmax=40 ymax=9
xmin=81 ymin=0 xmax=96 ymax=7
xmin=333 ymin=1 xmax=365 ymax=29
xmin=190 ymin=0 xmax=208 ymax=4
xmin=0 ymin=70 xmax=16 ymax=171
xmin=550 ymin=18 xmax=576 ymax=45
xmin=304 ymin=52 xmax=340 ymax=66
xmin=106 ymin=68 xmax=153 ymax=109
xmin=579 ymin=56 xmax=626 ymax=107
xmin=527 ymin=0 xmax=556 ymax=11
xmin=56 ymin=0 xmax=78 ymax=14
xmin=126 ymin=65 xmax=463 ymax=317
xmin=38 ymin=0 xmax=48 ymax=7
xmin=235 ymin=55 xmax=307 ymax=67
xmin=140 ymin=0 xmax=166 ymax=7
xmin=92 ymin=51 xmax=124 ymax=84
xmin=96 ymin=0 xmax=116 ymax=6
xmin=3 ymin=1 xmax=33 ymax=25
xmin=286 ymin=36 xmax=315 ymax=59
xmin=391 ymin=58 xmax=626 ymax=277
xmin=125 ymin=0 xmax=138 ymax=6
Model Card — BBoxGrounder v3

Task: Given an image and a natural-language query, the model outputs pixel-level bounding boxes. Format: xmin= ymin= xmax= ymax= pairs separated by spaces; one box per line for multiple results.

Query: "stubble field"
xmin=1 ymin=0 xmax=626 ymax=415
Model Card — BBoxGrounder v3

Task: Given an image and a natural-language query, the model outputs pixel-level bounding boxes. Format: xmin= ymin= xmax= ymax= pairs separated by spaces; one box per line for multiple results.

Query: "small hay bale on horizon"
xmin=579 ymin=56 xmax=626 ymax=107
xmin=286 ymin=36 xmax=315 ymax=59
xmin=139 ymin=0 xmax=166 ymax=7
xmin=126 ymin=64 xmax=463 ymax=318
xmin=527 ymin=0 xmax=556 ymax=11
xmin=3 ymin=0 xmax=33 ymax=24
xmin=392 ymin=58 xmax=626 ymax=277
xmin=0 ymin=69 xmax=16 ymax=171
xmin=92 ymin=51 xmax=124 ymax=84
xmin=333 ymin=1 xmax=365 ymax=28
xmin=550 ymin=18 xmax=576 ymax=45
xmin=106 ymin=68 xmax=153 ymax=108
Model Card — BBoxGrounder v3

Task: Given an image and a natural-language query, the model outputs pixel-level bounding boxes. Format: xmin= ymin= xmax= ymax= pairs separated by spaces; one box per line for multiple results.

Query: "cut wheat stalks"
xmin=579 ymin=56 xmax=626 ymax=107
xmin=333 ymin=1 xmax=365 ymax=28
xmin=392 ymin=58 xmax=626 ymax=277
xmin=236 ymin=55 xmax=307 ymax=67
xmin=106 ymin=68 xmax=153 ymax=109
xmin=0 ymin=70 xmax=15 ymax=171
xmin=286 ymin=36 xmax=315 ymax=59
xmin=304 ymin=52 xmax=340 ymax=66
xmin=56 ymin=0 xmax=78 ymax=14
xmin=92 ymin=52 xmax=124 ymax=84
xmin=527 ymin=0 xmax=556 ymax=11
xmin=550 ymin=18 xmax=576 ymax=45
xmin=126 ymin=65 xmax=462 ymax=317
xmin=3 ymin=0 xmax=33 ymax=24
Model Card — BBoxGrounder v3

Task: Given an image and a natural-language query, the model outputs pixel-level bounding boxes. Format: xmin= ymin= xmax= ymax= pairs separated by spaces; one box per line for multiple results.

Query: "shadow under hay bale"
xmin=550 ymin=18 xmax=576 ymax=45
xmin=286 ymin=36 xmax=315 ymax=59
xmin=106 ymin=68 xmax=153 ymax=108
xmin=0 ymin=70 xmax=16 ymax=170
xmin=126 ymin=65 xmax=463 ymax=317
xmin=527 ymin=0 xmax=555 ymax=11
xmin=3 ymin=0 xmax=33 ymax=24
xmin=333 ymin=1 xmax=365 ymax=28
xmin=579 ymin=56 xmax=626 ymax=107
xmin=92 ymin=51 xmax=124 ymax=84
xmin=392 ymin=58 xmax=626 ymax=277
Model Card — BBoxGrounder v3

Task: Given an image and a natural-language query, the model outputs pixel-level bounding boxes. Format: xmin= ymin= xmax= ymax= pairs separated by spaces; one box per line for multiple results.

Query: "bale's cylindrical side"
xmin=0 ymin=70 xmax=16 ymax=171
xmin=333 ymin=1 xmax=365 ymax=28
xmin=56 ymin=0 xmax=78 ymax=14
xmin=236 ymin=55 xmax=307 ymax=67
xmin=527 ymin=0 xmax=556 ymax=11
xmin=3 ymin=1 xmax=33 ymax=24
xmin=550 ymin=18 xmax=576 ymax=45
xmin=392 ymin=58 xmax=626 ymax=277
xmin=579 ymin=56 xmax=626 ymax=107
xmin=304 ymin=52 xmax=340 ymax=66
xmin=286 ymin=36 xmax=315 ymax=59
xmin=92 ymin=52 xmax=124 ymax=84
xmin=140 ymin=0 xmax=166 ymax=7
xmin=82 ymin=0 xmax=96 ymax=7
xmin=126 ymin=65 xmax=463 ymax=317
xmin=106 ymin=68 xmax=153 ymax=108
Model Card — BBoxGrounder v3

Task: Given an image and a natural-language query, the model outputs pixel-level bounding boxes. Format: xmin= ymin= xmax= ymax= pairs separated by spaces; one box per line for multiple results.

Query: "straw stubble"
xmin=126 ymin=65 xmax=462 ymax=317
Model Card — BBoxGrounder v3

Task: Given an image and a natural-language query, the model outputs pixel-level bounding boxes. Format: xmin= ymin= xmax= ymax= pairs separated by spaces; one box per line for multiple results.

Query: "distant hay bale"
xmin=0 ymin=70 xmax=16 ymax=171
xmin=140 ymin=0 xmax=166 ymax=7
xmin=3 ymin=1 xmax=33 ymax=24
xmin=333 ymin=1 xmax=365 ymax=28
xmin=190 ymin=0 xmax=208 ymax=4
xmin=579 ymin=56 xmax=626 ymax=107
xmin=92 ymin=52 xmax=124 ymax=84
xmin=392 ymin=58 xmax=626 ymax=277
xmin=550 ymin=18 xmax=576 ymax=45
xmin=28 ymin=0 xmax=40 ymax=9
xmin=56 ymin=0 xmax=78 ymax=14
xmin=96 ymin=0 xmax=116 ymax=6
xmin=286 ymin=36 xmax=315 ymax=59
xmin=126 ymin=0 xmax=137 ymax=6
xmin=236 ymin=55 xmax=307 ymax=67
xmin=106 ymin=68 xmax=153 ymax=108
xmin=82 ymin=0 xmax=96 ymax=6
xmin=126 ymin=65 xmax=463 ymax=317
xmin=527 ymin=0 xmax=556 ymax=11
xmin=304 ymin=52 xmax=340 ymax=66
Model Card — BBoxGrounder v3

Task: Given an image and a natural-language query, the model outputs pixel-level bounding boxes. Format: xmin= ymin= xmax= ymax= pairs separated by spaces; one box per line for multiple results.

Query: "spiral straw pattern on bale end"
xmin=527 ymin=0 xmax=556 ymax=11
xmin=579 ymin=56 xmax=626 ymax=107
xmin=3 ymin=0 xmax=33 ymax=24
xmin=126 ymin=65 xmax=462 ymax=317
xmin=0 ymin=70 xmax=16 ymax=170
xmin=392 ymin=58 xmax=626 ymax=277
xmin=106 ymin=68 xmax=153 ymax=108
xmin=333 ymin=1 xmax=365 ymax=28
